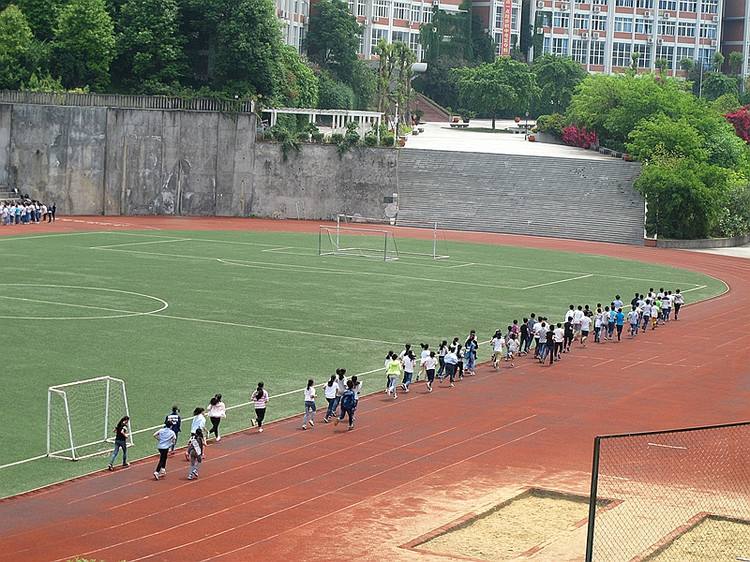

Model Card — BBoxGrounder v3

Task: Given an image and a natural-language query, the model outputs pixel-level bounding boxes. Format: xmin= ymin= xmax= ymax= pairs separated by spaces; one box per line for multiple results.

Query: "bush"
xmin=725 ymin=106 xmax=750 ymax=142
xmin=364 ymin=132 xmax=378 ymax=146
xmin=381 ymin=132 xmax=395 ymax=146
xmin=317 ymin=71 xmax=355 ymax=109
xmin=330 ymin=133 xmax=344 ymax=144
xmin=536 ymin=113 xmax=566 ymax=137
xmin=297 ymin=131 xmax=310 ymax=142
xmin=562 ymin=125 xmax=598 ymax=149
xmin=311 ymin=131 xmax=324 ymax=143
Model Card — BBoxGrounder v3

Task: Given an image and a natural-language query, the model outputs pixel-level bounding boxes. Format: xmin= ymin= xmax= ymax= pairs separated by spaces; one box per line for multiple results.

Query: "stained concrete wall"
xmin=0 ymin=103 xmax=395 ymax=220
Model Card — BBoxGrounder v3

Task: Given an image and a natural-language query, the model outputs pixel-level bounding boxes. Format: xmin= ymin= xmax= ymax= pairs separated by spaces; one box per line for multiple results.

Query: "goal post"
xmin=328 ymin=214 xmax=449 ymax=261
xmin=319 ymin=225 xmax=399 ymax=261
xmin=47 ymin=376 xmax=132 ymax=461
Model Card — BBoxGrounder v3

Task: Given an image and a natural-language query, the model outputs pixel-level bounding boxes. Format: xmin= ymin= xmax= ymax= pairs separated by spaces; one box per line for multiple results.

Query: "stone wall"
xmin=0 ymin=103 xmax=396 ymax=220
xmin=653 ymin=234 xmax=750 ymax=249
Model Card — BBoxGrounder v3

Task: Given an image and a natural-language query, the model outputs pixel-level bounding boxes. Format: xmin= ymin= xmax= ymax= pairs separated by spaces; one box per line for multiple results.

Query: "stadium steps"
xmin=413 ymin=93 xmax=451 ymax=123
xmin=396 ymin=149 xmax=644 ymax=245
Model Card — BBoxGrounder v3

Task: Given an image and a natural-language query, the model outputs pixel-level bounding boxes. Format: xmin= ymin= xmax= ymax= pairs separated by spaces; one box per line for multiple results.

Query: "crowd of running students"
xmin=107 ymin=286 xmax=685 ymax=481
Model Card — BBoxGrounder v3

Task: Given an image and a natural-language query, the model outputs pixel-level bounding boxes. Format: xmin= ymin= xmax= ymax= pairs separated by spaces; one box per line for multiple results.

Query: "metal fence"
xmin=0 ymin=90 xmax=254 ymax=113
xmin=585 ymin=421 xmax=750 ymax=561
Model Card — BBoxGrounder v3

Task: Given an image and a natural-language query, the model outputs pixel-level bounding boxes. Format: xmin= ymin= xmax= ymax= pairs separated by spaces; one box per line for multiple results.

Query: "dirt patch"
xmin=647 ymin=517 xmax=750 ymax=561
xmin=416 ymin=490 xmax=590 ymax=560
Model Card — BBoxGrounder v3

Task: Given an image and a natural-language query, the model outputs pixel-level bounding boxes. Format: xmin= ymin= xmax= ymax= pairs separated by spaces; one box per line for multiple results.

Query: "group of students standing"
xmin=0 ymin=200 xmax=56 ymax=225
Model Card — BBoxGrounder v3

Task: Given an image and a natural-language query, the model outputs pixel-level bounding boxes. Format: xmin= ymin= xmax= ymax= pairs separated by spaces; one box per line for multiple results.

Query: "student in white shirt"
xmin=423 ymin=351 xmax=437 ymax=392
xmin=418 ymin=343 xmax=430 ymax=381
xmin=186 ymin=407 xmax=207 ymax=460
xmin=302 ymin=379 xmax=316 ymax=429
xmin=506 ymin=334 xmax=518 ymax=367
xmin=627 ymin=309 xmax=640 ymax=337
xmin=491 ymin=330 xmax=504 ymax=370
xmin=673 ymin=289 xmax=685 ymax=320
xmin=252 ymin=382 xmax=269 ymax=432
xmin=206 ymin=394 xmax=227 ymax=442
xmin=401 ymin=349 xmax=415 ymax=392
xmin=580 ymin=314 xmax=591 ymax=347
xmin=553 ymin=323 xmax=565 ymax=360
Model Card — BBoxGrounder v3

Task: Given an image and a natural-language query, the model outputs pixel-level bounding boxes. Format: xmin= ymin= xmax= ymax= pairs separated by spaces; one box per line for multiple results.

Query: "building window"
xmin=679 ymin=0 xmax=696 ymax=10
xmin=358 ymin=1 xmax=366 ymax=16
xmin=552 ymin=37 xmax=570 ymax=55
xmin=636 ymin=0 xmax=653 ymax=7
xmin=495 ymin=32 xmax=503 ymax=55
xmin=572 ymin=39 xmax=588 ymax=63
xmin=553 ymin=12 xmax=569 ymax=27
xmin=574 ymin=14 xmax=589 ymax=29
xmin=592 ymin=0 xmax=607 ymax=4
xmin=371 ymin=27 xmax=388 ymax=54
xmin=591 ymin=14 xmax=607 ymax=30
xmin=635 ymin=17 xmax=653 ymax=34
xmin=393 ymin=1 xmax=409 ymax=20
xmin=410 ymin=3 xmax=421 ymax=22
xmin=677 ymin=21 xmax=695 ymax=36
xmin=410 ymin=32 xmax=420 ymax=53
xmin=374 ymin=0 xmax=389 ymax=18
xmin=658 ymin=21 xmax=676 ymax=35
xmin=422 ymin=9 xmax=432 ymax=23
xmin=656 ymin=45 xmax=674 ymax=69
xmin=512 ymin=7 xmax=519 ymax=28
xmin=633 ymin=45 xmax=651 ymax=67
xmin=614 ymin=16 xmax=633 ymax=32
xmin=589 ymin=41 xmax=605 ymax=64
xmin=700 ymin=23 xmax=717 ymax=39
xmin=615 ymin=0 xmax=633 ymax=7
xmin=543 ymin=36 xmax=552 ymax=54
xmin=699 ymin=47 xmax=715 ymax=66
xmin=658 ymin=0 xmax=677 ymax=9
xmin=392 ymin=30 xmax=409 ymax=44
xmin=612 ymin=41 xmax=632 ymax=66
xmin=495 ymin=6 xmax=504 ymax=28
xmin=700 ymin=0 xmax=718 ymax=13
xmin=675 ymin=46 xmax=694 ymax=63
xmin=348 ymin=0 xmax=355 ymax=14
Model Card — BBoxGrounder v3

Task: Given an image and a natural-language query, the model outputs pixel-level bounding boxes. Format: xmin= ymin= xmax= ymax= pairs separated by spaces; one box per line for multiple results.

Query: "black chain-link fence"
xmin=585 ymin=422 xmax=750 ymax=561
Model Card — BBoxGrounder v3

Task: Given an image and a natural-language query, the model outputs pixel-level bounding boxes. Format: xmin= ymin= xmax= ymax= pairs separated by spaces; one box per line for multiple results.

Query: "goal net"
xmin=47 ymin=376 xmax=132 ymax=460
xmin=325 ymin=214 xmax=449 ymax=261
xmin=319 ymin=225 xmax=400 ymax=261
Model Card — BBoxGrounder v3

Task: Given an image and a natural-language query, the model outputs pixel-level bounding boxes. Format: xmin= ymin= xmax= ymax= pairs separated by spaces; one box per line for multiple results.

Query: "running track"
xmin=0 ymin=217 xmax=748 ymax=562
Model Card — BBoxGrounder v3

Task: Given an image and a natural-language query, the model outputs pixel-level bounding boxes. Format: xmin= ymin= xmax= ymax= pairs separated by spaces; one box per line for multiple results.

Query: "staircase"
xmin=396 ymin=149 xmax=644 ymax=245
xmin=0 ymin=186 xmax=16 ymax=200
xmin=413 ymin=93 xmax=451 ymax=123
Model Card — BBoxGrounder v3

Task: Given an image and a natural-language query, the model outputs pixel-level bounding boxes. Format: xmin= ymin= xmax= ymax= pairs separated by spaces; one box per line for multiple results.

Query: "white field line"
xmin=681 ymin=284 xmax=707 ymax=293
xmin=447 ymin=262 xmax=475 ymax=269
xmin=521 ymin=274 xmax=594 ymax=290
xmin=0 ymin=231 xmax=103 ymax=242
xmin=647 ymin=442 xmax=687 ymax=450
xmin=89 ymin=238 xmax=191 ymax=250
xmin=261 ymin=246 xmax=295 ymax=253
xmin=0 ymin=295 xmax=162 ymax=316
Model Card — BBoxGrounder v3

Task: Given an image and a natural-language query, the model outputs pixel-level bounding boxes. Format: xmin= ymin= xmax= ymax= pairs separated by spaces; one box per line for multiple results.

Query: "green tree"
xmin=700 ymin=72 xmax=739 ymax=101
xmin=16 ymin=0 xmax=64 ymax=41
xmin=532 ymin=54 xmax=586 ymax=115
xmin=728 ymin=51 xmax=743 ymax=75
xmin=351 ymin=59 xmax=376 ymax=110
xmin=453 ymin=56 xmax=536 ymax=129
xmin=0 ymin=4 xmax=34 ymax=89
xmin=317 ymin=70 xmax=354 ymax=109
xmin=52 ymin=0 xmax=116 ymax=90
xmin=213 ymin=0 xmax=284 ymax=99
xmin=277 ymin=45 xmax=319 ymax=108
xmin=111 ymin=0 xmax=186 ymax=93
xmin=626 ymin=115 xmax=707 ymax=163
xmin=305 ymin=0 xmax=361 ymax=82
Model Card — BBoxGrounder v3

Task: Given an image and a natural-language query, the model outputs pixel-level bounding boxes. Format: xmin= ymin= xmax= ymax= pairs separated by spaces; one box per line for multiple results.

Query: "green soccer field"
xmin=0 ymin=229 xmax=725 ymax=497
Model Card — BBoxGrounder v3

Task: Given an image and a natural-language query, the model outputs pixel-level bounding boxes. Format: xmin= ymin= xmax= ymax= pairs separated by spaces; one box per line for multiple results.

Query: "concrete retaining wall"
xmin=0 ymin=102 xmax=397 ymax=220
xmin=653 ymin=234 xmax=750 ymax=249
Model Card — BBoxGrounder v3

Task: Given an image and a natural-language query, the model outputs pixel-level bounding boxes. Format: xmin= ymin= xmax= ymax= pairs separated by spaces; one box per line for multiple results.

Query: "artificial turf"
xmin=0 ymin=229 xmax=725 ymax=497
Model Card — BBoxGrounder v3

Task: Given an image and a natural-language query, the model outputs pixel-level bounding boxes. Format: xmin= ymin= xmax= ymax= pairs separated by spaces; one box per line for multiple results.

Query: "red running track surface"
xmin=0 ymin=217 xmax=748 ymax=561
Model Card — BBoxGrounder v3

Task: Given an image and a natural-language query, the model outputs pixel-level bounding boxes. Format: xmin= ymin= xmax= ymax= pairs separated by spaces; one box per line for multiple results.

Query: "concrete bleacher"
xmin=396 ymin=148 xmax=644 ymax=245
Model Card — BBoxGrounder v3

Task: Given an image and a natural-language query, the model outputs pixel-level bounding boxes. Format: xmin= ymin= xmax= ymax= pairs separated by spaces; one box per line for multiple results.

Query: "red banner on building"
xmin=501 ymin=0 xmax=512 ymax=56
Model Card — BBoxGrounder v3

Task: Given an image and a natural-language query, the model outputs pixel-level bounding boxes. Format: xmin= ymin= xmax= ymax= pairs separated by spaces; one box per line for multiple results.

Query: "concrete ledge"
xmin=650 ymin=234 xmax=750 ymax=249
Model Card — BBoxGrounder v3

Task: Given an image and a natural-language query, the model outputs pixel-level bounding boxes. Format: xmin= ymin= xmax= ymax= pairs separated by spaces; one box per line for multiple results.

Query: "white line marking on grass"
xmin=0 ymin=231 xmax=103 ymax=242
xmin=261 ymin=246 xmax=295 ymax=252
xmin=521 ymin=274 xmax=594 ymax=290
xmin=447 ymin=262 xmax=475 ymax=268
xmin=647 ymin=442 xmax=687 ymax=450
xmin=681 ymin=284 xmax=707 ymax=293
xmin=89 ymin=238 xmax=191 ymax=250
xmin=0 ymin=284 xmax=168 ymax=320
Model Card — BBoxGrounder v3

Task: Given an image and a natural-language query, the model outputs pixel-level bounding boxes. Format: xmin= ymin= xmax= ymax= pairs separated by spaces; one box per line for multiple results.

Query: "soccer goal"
xmin=319 ymin=225 xmax=400 ymax=261
xmin=324 ymin=214 xmax=449 ymax=261
xmin=47 ymin=376 xmax=132 ymax=461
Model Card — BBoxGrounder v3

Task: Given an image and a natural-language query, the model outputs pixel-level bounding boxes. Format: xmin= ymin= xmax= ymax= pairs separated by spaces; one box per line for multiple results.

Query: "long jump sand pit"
xmin=646 ymin=516 xmax=750 ymax=561
xmin=412 ymin=489 xmax=596 ymax=560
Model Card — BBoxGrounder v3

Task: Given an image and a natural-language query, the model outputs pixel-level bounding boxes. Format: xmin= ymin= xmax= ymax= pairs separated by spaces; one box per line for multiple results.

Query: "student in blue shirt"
xmin=615 ymin=308 xmax=625 ymax=341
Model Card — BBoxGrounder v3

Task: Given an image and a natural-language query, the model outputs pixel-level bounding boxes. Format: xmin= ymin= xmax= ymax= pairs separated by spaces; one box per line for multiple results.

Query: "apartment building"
xmin=530 ymin=0 xmax=721 ymax=75
xmin=722 ymin=0 xmax=750 ymax=76
xmin=277 ymin=0 xmax=310 ymax=52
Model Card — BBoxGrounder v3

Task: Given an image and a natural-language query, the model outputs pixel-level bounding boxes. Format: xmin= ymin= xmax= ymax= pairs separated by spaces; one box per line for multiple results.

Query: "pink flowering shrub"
xmin=561 ymin=125 xmax=599 ymax=149
xmin=725 ymin=106 xmax=750 ymax=143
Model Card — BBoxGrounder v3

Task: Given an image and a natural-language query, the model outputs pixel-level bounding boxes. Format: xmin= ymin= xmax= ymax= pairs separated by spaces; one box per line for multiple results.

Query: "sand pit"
xmin=418 ymin=490 xmax=590 ymax=560
xmin=648 ymin=517 xmax=750 ymax=561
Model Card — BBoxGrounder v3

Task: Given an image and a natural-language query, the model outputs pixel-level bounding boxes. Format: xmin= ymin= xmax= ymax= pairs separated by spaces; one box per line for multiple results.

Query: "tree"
xmin=305 ymin=0 xmax=361 ymax=83
xmin=700 ymin=72 xmax=739 ymax=101
xmin=277 ymin=45 xmax=319 ymax=108
xmin=16 ymin=0 xmax=65 ymax=41
xmin=52 ymin=0 xmax=116 ymax=90
xmin=532 ymin=55 xmax=586 ymax=115
xmin=213 ymin=0 xmax=284 ymax=99
xmin=626 ymin=115 xmax=707 ymax=162
xmin=453 ymin=57 xmax=536 ymax=129
xmin=351 ymin=59 xmax=376 ymax=110
xmin=375 ymin=39 xmax=396 ymax=118
xmin=393 ymin=41 xmax=416 ymax=125
xmin=111 ymin=0 xmax=186 ymax=93
xmin=317 ymin=70 xmax=354 ymax=109
xmin=0 ymin=5 xmax=34 ymax=89
xmin=728 ymin=51 xmax=744 ymax=75
xmin=712 ymin=51 xmax=725 ymax=71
